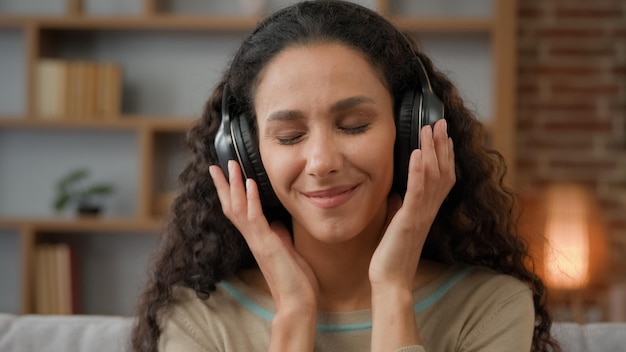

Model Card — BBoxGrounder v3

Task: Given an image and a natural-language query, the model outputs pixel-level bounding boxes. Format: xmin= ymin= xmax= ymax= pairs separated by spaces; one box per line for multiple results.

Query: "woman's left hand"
xmin=369 ymin=119 xmax=455 ymax=351
xmin=369 ymin=119 xmax=456 ymax=290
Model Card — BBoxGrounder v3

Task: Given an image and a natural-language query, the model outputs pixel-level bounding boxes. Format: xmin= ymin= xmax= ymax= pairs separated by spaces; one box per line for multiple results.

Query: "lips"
xmin=302 ymin=184 xmax=359 ymax=209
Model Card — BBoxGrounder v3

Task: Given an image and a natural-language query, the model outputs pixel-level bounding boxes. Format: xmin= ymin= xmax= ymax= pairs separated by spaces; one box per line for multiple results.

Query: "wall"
xmin=517 ymin=0 xmax=626 ymax=290
xmin=0 ymin=0 xmax=496 ymax=315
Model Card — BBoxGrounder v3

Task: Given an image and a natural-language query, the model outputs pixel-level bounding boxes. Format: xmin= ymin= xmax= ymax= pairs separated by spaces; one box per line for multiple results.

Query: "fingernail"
xmin=228 ymin=160 xmax=235 ymax=176
xmin=426 ymin=125 xmax=433 ymax=139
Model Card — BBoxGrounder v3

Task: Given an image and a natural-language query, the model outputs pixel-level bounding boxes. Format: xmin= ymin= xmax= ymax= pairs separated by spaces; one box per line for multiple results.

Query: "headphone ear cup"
xmin=393 ymin=90 xmax=421 ymax=195
xmin=232 ymin=115 xmax=281 ymax=209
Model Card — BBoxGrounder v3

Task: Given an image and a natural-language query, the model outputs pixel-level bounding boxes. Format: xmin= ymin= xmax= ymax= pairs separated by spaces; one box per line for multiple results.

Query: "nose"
xmin=304 ymin=130 xmax=342 ymax=178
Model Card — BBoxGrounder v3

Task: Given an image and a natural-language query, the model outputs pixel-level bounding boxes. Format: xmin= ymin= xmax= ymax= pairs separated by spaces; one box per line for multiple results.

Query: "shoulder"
xmin=163 ymin=280 xmax=270 ymax=328
xmin=454 ymin=267 xmax=535 ymax=349
xmin=422 ymin=264 xmax=530 ymax=298
xmin=460 ymin=266 xmax=531 ymax=295
xmin=417 ymin=265 xmax=534 ymax=326
xmin=451 ymin=267 xmax=534 ymax=341
xmin=445 ymin=265 xmax=533 ymax=311
xmin=415 ymin=264 xmax=533 ymax=323
xmin=158 ymin=285 xmax=232 ymax=349
xmin=159 ymin=281 xmax=272 ymax=351
xmin=417 ymin=266 xmax=535 ymax=350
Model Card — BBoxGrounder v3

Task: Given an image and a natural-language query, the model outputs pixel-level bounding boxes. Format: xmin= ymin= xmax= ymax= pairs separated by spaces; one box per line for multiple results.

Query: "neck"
xmin=292 ymin=212 xmax=386 ymax=312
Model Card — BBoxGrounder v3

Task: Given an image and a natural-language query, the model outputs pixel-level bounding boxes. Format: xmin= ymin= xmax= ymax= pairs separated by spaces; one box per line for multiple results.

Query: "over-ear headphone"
xmin=214 ymin=56 xmax=444 ymax=216
xmin=214 ymin=83 xmax=283 ymax=211
xmin=393 ymin=57 xmax=445 ymax=195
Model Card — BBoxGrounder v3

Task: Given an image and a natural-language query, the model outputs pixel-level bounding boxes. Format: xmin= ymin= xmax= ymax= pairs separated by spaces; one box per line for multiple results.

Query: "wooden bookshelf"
xmin=0 ymin=217 xmax=164 ymax=313
xmin=0 ymin=217 xmax=164 ymax=233
xmin=0 ymin=0 xmax=517 ymax=314
xmin=0 ymin=14 xmax=500 ymax=33
xmin=0 ymin=115 xmax=194 ymax=130
xmin=0 ymin=15 xmax=261 ymax=31
xmin=391 ymin=17 xmax=493 ymax=32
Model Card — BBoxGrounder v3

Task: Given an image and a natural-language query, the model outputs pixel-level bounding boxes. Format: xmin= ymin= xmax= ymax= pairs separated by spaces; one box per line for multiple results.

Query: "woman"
xmin=131 ymin=1 xmax=560 ymax=351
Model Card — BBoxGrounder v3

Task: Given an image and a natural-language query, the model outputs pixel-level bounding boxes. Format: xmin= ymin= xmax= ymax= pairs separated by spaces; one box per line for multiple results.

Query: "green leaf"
xmin=53 ymin=193 xmax=72 ymax=211
xmin=83 ymin=184 xmax=114 ymax=196
xmin=57 ymin=168 xmax=89 ymax=191
xmin=52 ymin=169 xmax=114 ymax=213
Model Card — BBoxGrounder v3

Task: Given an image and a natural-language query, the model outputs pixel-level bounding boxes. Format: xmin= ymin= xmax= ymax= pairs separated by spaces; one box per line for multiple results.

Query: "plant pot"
xmin=77 ymin=204 xmax=101 ymax=217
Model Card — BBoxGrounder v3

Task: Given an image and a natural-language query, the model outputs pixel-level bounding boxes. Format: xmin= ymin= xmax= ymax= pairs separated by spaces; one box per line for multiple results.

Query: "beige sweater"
xmin=158 ymin=265 xmax=534 ymax=352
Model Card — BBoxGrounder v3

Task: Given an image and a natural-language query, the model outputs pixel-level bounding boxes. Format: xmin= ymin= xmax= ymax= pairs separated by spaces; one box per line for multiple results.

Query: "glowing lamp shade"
xmin=544 ymin=184 xmax=590 ymax=290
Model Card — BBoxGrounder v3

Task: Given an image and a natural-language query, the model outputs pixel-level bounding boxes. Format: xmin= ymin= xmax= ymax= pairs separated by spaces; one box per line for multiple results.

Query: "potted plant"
xmin=53 ymin=168 xmax=114 ymax=217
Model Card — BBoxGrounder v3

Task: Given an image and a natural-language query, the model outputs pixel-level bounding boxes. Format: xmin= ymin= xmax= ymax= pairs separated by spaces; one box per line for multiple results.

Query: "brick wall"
xmin=516 ymin=0 xmax=626 ymax=292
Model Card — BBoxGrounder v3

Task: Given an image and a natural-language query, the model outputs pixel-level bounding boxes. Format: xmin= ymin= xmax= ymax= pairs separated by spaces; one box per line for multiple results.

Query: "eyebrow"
xmin=329 ymin=96 xmax=375 ymax=114
xmin=266 ymin=96 xmax=375 ymax=122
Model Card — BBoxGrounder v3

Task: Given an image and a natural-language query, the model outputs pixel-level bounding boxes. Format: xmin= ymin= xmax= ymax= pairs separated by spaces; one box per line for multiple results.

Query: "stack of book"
xmin=34 ymin=243 xmax=80 ymax=315
xmin=36 ymin=59 xmax=122 ymax=120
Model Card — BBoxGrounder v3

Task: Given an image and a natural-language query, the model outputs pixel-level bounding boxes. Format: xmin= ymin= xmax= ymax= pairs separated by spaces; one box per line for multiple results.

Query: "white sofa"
xmin=0 ymin=313 xmax=625 ymax=352
xmin=0 ymin=314 xmax=133 ymax=352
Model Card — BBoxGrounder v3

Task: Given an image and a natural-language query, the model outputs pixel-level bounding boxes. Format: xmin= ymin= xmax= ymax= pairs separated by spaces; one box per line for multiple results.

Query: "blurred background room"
xmin=0 ymin=0 xmax=624 ymax=326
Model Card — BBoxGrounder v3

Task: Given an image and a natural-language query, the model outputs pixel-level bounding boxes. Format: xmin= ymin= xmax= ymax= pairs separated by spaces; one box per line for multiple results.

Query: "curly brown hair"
xmin=131 ymin=1 xmax=560 ymax=351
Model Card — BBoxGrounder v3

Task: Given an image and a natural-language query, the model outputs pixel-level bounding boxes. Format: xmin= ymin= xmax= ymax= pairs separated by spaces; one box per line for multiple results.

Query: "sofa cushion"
xmin=0 ymin=313 xmax=134 ymax=352
xmin=1 ymin=313 xmax=625 ymax=352
xmin=551 ymin=322 xmax=626 ymax=352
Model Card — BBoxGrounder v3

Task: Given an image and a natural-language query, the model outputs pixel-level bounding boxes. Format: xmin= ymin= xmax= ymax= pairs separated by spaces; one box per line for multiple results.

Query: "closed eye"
xmin=275 ymin=132 xmax=305 ymax=145
xmin=339 ymin=124 xmax=370 ymax=134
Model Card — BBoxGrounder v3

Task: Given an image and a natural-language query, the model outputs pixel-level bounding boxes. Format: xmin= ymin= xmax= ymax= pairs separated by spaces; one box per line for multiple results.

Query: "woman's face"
xmin=253 ymin=42 xmax=396 ymax=243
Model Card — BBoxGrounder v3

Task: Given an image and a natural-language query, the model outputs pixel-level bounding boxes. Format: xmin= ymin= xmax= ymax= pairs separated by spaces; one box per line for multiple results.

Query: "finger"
xmin=402 ymin=148 xmax=425 ymax=210
xmin=433 ymin=120 xmax=449 ymax=174
xmin=420 ymin=124 xmax=440 ymax=179
xmin=243 ymin=178 xmax=275 ymax=246
xmin=447 ymin=137 xmax=456 ymax=182
xmin=246 ymin=178 xmax=265 ymax=222
xmin=228 ymin=160 xmax=248 ymax=216
xmin=209 ymin=164 xmax=231 ymax=213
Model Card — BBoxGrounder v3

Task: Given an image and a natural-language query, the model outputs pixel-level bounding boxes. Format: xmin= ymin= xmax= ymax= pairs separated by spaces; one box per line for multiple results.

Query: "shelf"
xmin=0 ymin=15 xmax=260 ymax=31
xmin=391 ymin=16 xmax=493 ymax=33
xmin=0 ymin=14 xmax=495 ymax=33
xmin=0 ymin=217 xmax=163 ymax=232
xmin=0 ymin=16 xmax=25 ymax=28
xmin=0 ymin=115 xmax=194 ymax=131
xmin=0 ymin=0 xmax=517 ymax=316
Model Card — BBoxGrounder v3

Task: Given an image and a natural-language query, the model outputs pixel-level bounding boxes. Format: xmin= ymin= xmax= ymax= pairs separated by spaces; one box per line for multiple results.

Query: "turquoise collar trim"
xmin=221 ymin=266 xmax=471 ymax=333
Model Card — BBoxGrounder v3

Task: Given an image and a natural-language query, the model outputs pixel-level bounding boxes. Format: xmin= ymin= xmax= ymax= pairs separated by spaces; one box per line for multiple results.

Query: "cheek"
xmin=375 ymin=138 xmax=396 ymax=185
xmin=346 ymin=127 xmax=396 ymax=187
xmin=259 ymin=145 xmax=298 ymax=192
xmin=368 ymin=124 xmax=396 ymax=162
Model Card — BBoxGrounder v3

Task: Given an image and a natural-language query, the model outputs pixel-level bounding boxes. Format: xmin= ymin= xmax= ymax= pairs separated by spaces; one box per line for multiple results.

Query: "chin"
xmin=294 ymin=215 xmax=367 ymax=244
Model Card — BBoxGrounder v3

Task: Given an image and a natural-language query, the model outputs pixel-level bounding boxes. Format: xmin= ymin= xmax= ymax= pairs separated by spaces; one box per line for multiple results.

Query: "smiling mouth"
xmin=303 ymin=185 xmax=359 ymax=209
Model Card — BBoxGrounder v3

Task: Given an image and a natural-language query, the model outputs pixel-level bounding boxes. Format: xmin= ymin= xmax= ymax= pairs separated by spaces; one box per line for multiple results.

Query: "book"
xmin=66 ymin=61 xmax=79 ymax=118
xmin=84 ymin=62 xmax=98 ymax=119
xmin=36 ymin=59 xmax=122 ymax=121
xmin=55 ymin=243 xmax=72 ymax=314
xmin=98 ymin=62 xmax=122 ymax=119
xmin=36 ymin=60 xmax=68 ymax=119
xmin=72 ymin=61 xmax=87 ymax=120
xmin=35 ymin=245 xmax=50 ymax=314
xmin=34 ymin=243 xmax=80 ymax=315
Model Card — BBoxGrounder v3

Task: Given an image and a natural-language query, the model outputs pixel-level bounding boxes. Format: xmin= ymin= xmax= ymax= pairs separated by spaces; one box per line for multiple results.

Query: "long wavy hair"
xmin=131 ymin=1 xmax=560 ymax=351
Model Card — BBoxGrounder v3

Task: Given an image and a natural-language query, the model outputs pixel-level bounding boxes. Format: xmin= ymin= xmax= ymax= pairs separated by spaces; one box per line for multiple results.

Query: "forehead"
xmin=253 ymin=43 xmax=392 ymax=127
xmin=253 ymin=42 xmax=389 ymax=108
xmin=252 ymin=40 xmax=389 ymax=95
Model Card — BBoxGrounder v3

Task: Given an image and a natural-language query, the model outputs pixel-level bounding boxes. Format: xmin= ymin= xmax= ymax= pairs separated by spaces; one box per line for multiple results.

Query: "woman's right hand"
xmin=209 ymin=161 xmax=318 ymax=351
